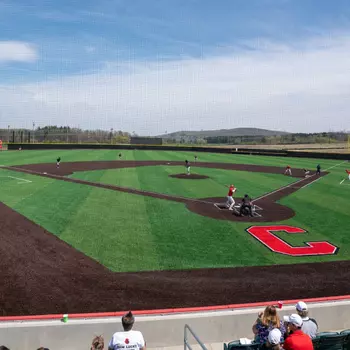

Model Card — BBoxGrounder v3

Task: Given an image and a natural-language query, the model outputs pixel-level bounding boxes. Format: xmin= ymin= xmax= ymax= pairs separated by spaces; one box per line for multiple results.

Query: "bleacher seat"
xmin=313 ymin=333 xmax=347 ymax=350
xmin=224 ymin=329 xmax=350 ymax=350
xmin=224 ymin=340 xmax=260 ymax=350
xmin=341 ymin=330 xmax=350 ymax=350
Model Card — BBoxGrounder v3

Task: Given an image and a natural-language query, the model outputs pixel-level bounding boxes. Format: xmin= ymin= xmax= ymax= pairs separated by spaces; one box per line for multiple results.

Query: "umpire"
xmin=238 ymin=194 xmax=253 ymax=217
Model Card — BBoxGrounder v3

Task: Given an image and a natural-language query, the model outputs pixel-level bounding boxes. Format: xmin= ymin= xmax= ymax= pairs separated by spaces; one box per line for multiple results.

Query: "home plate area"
xmin=214 ymin=202 xmax=263 ymax=217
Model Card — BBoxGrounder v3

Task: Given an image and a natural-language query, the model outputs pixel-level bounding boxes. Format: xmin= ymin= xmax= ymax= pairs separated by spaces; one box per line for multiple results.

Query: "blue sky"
xmin=1 ymin=0 xmax=350 ymax=134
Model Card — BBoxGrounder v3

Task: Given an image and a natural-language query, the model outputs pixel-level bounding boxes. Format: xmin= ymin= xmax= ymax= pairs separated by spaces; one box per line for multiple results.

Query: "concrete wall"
xmin=0 ymin=299 xmax=350 ymax=350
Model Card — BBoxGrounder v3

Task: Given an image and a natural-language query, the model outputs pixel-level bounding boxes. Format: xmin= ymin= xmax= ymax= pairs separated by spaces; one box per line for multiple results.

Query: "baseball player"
xmin=284 ymin=165 xmax=292 ymax=176
xmin=316 ymin=164 xmax=321 ymax=176
xmin=303 ymin=169 xmax=310 ymax=178
xmin=185 ymin=160 xmax=190 ymax=175
xmin=56 ymin=157 xmax=61 ymax=168
xmin=225 ymin=184 xmax=237 ymax=210
xmin=118 ymin=153 xmax=122 ymax=159
xmin=194 ymin=155 xmax=198 ymax=162
xmin=239 ymin=194 xmax=253 ymax=217
xmin=346 ymin=169 xmax=350 ymax=180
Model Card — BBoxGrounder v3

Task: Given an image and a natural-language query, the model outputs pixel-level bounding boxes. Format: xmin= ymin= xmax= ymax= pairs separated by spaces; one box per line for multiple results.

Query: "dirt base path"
xmin=11 ymin=160 xmax=312 ymax=177
xmin=1 ymin=201 xmax=350 ymax=316
xmin=5 ymin=161 xmax=326 ymax=223
xmin=169 ymin=173 xmax=210 ymax=180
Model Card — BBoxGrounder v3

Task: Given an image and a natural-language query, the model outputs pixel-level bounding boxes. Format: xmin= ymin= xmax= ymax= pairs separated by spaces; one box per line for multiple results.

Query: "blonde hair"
xmin=261 ymin=306 xmax=280 ymax=328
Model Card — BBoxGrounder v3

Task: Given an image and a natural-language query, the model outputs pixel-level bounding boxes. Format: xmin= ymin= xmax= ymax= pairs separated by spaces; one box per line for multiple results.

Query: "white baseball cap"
xmin=283 ymin=314 xmax=303 ymax=327
xmin=268 ymin=328 xmax=282 ymax=345
xmin=296 ymin=301 xmax=308 ymax=312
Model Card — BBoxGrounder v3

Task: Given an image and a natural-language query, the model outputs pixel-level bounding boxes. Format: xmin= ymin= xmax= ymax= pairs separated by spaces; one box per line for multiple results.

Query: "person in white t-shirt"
xmin=108 ymin=311 xmax=146 ymax=350
xmin=295 ymin=301 xmax=318 ymax=339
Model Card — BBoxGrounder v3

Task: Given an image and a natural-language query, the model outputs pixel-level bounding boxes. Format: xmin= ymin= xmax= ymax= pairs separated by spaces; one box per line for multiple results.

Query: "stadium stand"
xmin=224 ymin=330 xmax=350 ymax=350
xmin=0 ymin=298 xmax=350 ymax=349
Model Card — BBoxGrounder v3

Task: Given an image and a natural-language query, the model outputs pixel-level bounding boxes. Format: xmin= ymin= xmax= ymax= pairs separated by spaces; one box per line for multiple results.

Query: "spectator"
xmin=108 ymin=311 xmax=146 ymax=350
xmin=283 ymin=314 xmax=313 ymax=350
xmin=252 ymin=306 xmax=286 ymax=344
xmin=295 ymin=301 xmax=318 ymax=339
xmin=261 ymin=329 xmax=282 ymax=350
xmin=0 ymin=347 xmax=10 ymax=350
xmin=91 ymin=335 xmax=104 ymax=350
xmin=37 ymin=348 xmax=49 ymax=350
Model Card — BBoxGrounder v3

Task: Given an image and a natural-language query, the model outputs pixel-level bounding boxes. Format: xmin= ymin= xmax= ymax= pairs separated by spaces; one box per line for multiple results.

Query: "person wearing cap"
xmin=185 ymin=160 xmax=191 ymax=175
xmin=239 ymin=194 xmax=253 ymax=217
xmin=295 ymin=301 xmax=318 ymax=339
xmin=225 ymin=184 xmax=237 ymax=210
xmin=252 ymin=306 xmax=286 ymax=344
xmin=283 ymin=314 xmax=313 ymax=350
xmin=260 ymin=328 xmax=282 ymax=350
xmin=108 ymin=311 xmax=146 ymax=350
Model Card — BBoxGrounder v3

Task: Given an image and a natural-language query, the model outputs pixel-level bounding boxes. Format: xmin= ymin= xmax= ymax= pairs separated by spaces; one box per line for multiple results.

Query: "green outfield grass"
xmin=0 ymin=149 xmax=349 ymax=272
xmin=70 ymin=166 xmax=297 ymax=199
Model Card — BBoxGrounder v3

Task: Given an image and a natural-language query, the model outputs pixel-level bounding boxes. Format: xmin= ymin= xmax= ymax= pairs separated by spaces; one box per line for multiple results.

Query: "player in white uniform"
xmin=185 ymin=160 xmax=190 ymax=175
xmin=284 ymin=165 xmax=292 ymax=176
xmin=225 ymin=184 xmax=237 ymax=210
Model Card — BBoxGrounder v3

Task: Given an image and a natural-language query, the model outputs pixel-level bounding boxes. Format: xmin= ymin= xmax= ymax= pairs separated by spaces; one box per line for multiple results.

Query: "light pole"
xmin=32 ymin=122 xmax=35 ymax=143
xmin=7 ymin=125 xmax=10 ymax=143
xmin=110 ymin=128 xmax=114 ymax=144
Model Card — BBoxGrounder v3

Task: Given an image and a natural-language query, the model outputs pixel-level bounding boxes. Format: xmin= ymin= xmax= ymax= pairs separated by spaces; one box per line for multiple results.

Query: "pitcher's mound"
xmin=169 ymin=174 xmax=209 ymax=180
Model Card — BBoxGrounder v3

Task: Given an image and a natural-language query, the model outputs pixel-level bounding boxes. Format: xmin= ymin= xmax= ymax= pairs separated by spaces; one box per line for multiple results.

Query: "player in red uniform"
xmin=225 ymin=184 xmax=237 ymax=210
xmin=346 ymin=169 xmax=350 ymax=180
xmin=284 ymin=165 xmax=292 ymax=176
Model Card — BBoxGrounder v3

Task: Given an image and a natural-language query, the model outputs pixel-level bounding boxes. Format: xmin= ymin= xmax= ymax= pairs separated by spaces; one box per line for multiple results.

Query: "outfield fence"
xmin=6 ymin=143 xmax=350 ymax=160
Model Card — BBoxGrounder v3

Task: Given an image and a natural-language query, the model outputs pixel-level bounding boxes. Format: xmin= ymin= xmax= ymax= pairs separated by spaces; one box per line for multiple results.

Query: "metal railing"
xmin=184 ymin=324 xmax=208 ymax=350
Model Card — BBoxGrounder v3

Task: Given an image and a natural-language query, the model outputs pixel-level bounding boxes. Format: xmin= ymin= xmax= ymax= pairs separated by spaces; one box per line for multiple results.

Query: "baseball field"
xmin=0 ymin=149 xmax=349 ymax=316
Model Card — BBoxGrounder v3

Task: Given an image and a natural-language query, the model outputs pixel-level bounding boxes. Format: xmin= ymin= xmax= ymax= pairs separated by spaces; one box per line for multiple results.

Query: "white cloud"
xmin=0 ymin=41 xmax=38 ymax=63
xmin=1 ymin=34 xmax=350 ymax=134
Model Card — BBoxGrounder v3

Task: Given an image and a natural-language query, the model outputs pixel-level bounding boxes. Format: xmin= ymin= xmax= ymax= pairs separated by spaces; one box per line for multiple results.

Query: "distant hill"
xmin=159 ymin=128 xmax=289 ymax=139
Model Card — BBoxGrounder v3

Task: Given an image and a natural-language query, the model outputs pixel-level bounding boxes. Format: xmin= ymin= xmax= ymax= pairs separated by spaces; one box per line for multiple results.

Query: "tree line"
xmin=0 ymin=126 xmax=348 ymax=145
xmin=0 ymin=126 xmax=133 ymax=144
xmin=205 ymin=132 xmax=349 ymax=145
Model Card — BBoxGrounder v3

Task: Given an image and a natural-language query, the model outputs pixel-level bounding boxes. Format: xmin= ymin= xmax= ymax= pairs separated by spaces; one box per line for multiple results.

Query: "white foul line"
xmin=299 ymin=176 xmax=322 ymax=189
xmin=252 ymin=176 xmax=311 ymax=203
xmin=7 ymin=176 xmax=32 ymax=183
xmin=324 ymin=160 xmax=348 ymax=171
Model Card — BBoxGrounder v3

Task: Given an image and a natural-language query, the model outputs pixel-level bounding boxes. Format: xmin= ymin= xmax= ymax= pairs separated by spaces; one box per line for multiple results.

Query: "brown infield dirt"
xmin=1 ymin=160 xmax=347 ymax=317
xmin=169 ymin=173 xmax=210 ymax=180
xmin=5 ymin=160 xmax=327 ymax=223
